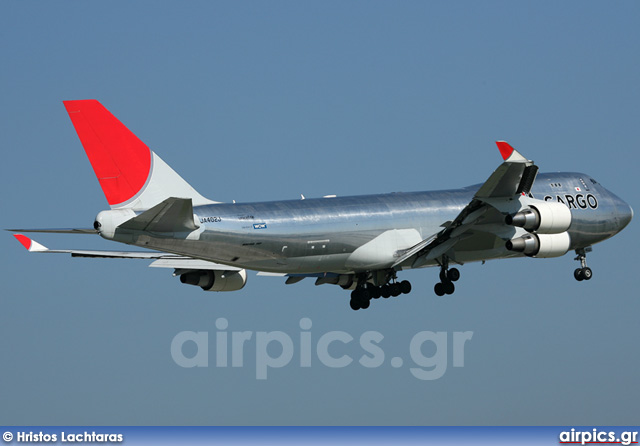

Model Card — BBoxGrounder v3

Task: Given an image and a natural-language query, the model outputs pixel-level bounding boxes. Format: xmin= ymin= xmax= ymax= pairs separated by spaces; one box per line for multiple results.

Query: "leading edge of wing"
xmin=12 ymin=234 xmax=240 ymax=273
xmin=12 ymin=233 xmax=185 ymax=259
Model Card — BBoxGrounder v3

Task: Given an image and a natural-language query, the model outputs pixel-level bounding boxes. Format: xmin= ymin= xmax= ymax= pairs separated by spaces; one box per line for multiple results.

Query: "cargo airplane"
xmin=11 ymin=100 xmax=633 ymax=310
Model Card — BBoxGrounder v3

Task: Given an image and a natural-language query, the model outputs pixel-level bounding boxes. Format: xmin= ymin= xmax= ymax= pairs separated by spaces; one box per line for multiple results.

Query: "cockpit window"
xmin=590 ymin=178 xmax=598 ymax=184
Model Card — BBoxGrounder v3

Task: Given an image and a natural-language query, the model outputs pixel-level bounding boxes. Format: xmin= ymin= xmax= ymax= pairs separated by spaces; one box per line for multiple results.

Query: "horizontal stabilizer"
xmin=118 ymin=197 xmax=199 ymax=233
xmin=7 ymin=228 xmax=98 ymax=234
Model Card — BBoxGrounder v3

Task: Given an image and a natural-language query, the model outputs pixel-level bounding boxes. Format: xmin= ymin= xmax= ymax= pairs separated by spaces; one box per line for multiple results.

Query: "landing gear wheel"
xmin=360 ymin=299 xmax=370 ymax=309
xmin=439 ymin=269 xmax=448 ymax=283
xmin=370 ymin=286 xmax=381 ymax=299
xmin=380 ymin=285 xmax=391 ymax=298
xmin=349 ymin=299 xmax=360 ymax=311
xmin=390 ymin=283 xmax=401 ymax=297
xmin=399 ymin=280 xmax=412 ymax=294
xmin=443 ymin=281 xmax=455 ymax=295
xmin=447 ymin=268 xmax=460 ymax=282
xmin=574 ymin=248 xmax=593 ymax=282
xmin=434 ymin=282 xmax=445 ymax=296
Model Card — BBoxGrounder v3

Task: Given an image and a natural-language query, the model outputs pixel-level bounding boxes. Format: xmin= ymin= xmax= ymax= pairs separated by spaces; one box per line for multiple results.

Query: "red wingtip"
xmin=496 ymin=141 xmax=514 ymax=161
xmin=14 ymin=234 xmax=32 ymax=250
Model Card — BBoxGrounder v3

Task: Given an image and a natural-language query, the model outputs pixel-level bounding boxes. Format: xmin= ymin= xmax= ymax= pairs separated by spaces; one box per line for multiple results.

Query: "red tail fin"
xmin=64 ymin=100 xmax=152 ymax=206
xmin=64 ymin=100 xmax=215 ymax=210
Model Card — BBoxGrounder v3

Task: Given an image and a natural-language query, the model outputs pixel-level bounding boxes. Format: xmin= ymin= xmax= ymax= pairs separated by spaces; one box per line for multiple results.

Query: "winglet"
xmin=496 ymin=141 xmax=514 ymax=160
xmin=495 ymin=141 xmax=529 ymax=163
xmin=14 ymin=234 xmax=48 ymax=252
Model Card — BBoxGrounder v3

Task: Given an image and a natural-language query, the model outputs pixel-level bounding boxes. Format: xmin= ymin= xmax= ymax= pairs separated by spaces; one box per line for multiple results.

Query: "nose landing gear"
xmin=574 ymin=247 xmax=593 ymax=281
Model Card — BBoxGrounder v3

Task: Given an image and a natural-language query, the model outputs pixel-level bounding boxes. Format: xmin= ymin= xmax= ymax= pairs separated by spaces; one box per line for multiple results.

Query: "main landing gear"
xmin=434 ymin=265 xmax=460 ymax=296
xmin=574 ymin=247 xmax=593 ymax=281
xmin=349 ymin=277 xmax=412 ymax=311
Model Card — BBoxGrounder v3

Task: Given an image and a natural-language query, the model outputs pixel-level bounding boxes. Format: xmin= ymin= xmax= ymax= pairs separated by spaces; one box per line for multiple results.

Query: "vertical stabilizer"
xmin=63 ymin=100 xmax=216 ymax=210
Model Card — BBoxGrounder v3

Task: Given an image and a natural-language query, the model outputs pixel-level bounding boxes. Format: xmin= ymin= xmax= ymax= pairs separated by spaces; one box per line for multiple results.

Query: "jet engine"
xmin=337 ymin=274 xmax=356 ymax=290
xmin=505 ymin=201 xmax=571 ymax=234
xmin=505 ymin=232 xmax=571 ymax=258
xmin=314 ymin=274 xmax=356 ymax=290
xmin=180 ymin=269 xmax=247 ymax=292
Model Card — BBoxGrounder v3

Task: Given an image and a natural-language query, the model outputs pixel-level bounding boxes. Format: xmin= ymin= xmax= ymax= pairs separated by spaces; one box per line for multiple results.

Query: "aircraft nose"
xmin=618 ymin=199 xmax=633 ymax=231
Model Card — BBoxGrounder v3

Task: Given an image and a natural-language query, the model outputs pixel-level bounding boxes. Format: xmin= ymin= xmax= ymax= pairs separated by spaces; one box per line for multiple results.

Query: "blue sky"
xmin=1 ymin=1 xmax=638 ymax=425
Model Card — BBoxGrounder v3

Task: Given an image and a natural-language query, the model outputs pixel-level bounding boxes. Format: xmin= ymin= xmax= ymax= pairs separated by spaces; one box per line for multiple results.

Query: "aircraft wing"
xmin=393 ymin=141 xmax=537 ymax=269
xmin=12 ymin=234 xmax=239 ymax=271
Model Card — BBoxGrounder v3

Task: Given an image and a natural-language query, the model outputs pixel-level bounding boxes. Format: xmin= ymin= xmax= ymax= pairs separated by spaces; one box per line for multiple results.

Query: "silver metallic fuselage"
xmin=119 ymin=172 xmax=632 ymax=274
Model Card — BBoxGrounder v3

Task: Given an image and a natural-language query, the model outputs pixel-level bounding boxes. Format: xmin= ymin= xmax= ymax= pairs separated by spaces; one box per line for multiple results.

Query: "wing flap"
xmin=391 ymin=234 xmax=438 ymax=268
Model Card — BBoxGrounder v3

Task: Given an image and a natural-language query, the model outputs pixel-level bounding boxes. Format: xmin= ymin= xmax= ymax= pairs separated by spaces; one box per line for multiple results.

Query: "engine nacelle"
xmin=337 ymin=274 xmax=355 ymax=290
xmin=505 ymin=232 xmax=571 ymax=258
xmin=505 ymin=201 xmax=571 ymax=234
xmin=180 ymin=269 xmax=247 ymax=292
xmin=314 ymin=274 xmax=356 ymax=289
